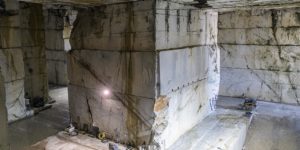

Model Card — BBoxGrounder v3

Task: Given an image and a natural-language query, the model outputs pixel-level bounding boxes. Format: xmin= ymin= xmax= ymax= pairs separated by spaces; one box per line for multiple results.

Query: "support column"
xmin=44 ymin=8 xmax=68 ymax=86
xmin=0 ymin=0 xmax=33 ymax=122
xmin=152 ymin=1 xmax=220 ymax=149
xmin=68 ymin=0 xmax=156 ymax=146
xmin=20 ymin=2 xmax=49 ymax=107
xmin=68 ymin=0 xmax=220 ymax=148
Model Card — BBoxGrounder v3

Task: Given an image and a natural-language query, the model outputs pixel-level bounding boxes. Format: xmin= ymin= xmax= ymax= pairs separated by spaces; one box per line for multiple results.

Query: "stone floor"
xmin=8 ymin=86 xmax=69 ymax=150
xmin=218 ymin=96 xmax=300 ymax=150
xmin=169 ymin=108 xmax=251 ymax=150
xmin=7 ymin=89 xmax=300 ymax=150
xmin=244 ymin=101 xmax=300 ymax=150
xmin=28 ymin=131 xmax=127 ymax=150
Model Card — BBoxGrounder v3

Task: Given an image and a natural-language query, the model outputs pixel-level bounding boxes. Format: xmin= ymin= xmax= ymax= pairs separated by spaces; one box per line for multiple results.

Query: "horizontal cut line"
xmin=157 ymin=44 xmax=216 ymax=51
xmin=218 ymin=43 xmax=300 ymax=46
xmin=222 ymin=67 xmax=300 ymax=73
xmin=218 ymin=26 xmax=300 ymax=30
xmin=70 ymin=49 xmax=155 ymax=52
xmin=0 ymin=45 xmax=43 ymax=49
xmin=4 ymin=78 xmax=24 ymax=84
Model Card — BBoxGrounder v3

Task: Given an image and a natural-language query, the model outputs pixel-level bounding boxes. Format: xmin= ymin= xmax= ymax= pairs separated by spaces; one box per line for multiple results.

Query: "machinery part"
xmin=98 ymin=132 xmax=106 ymax=140
xmin=242 ymin=98 xmax=257 ymax=111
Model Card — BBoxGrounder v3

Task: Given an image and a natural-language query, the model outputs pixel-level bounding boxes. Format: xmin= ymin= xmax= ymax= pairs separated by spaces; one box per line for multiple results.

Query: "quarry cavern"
xmin=0 ymin=0 xmax=300 ymax=150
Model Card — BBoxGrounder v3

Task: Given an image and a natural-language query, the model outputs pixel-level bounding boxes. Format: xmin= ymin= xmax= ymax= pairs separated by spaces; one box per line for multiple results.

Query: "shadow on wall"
xmin=0 ymin=70 xmax=9 ymax=150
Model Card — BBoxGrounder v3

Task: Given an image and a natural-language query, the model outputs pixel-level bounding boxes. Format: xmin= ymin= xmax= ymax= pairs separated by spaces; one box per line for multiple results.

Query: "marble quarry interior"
xmin=0 ymin=0 xmax=300 ymax=150
xmin=219 ymin=8 xmax=300 ymax=105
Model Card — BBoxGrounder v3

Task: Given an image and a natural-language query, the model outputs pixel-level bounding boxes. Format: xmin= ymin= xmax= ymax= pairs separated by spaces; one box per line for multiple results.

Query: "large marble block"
xmin=68 ymin=1 xmax=156 ymax=146
xmin=155 ymin=1 xmax=218 ymax=50
xmin=68 ymin=0 xmax=220 ymax=148
xmin=152 ymin=2 xmax=220 ymax=149
xmin=20 ymin=3 xmax=49 ymax=102
xmin=219 ymin=8 xmax=300 ymax=105
xmin=0 ymin=49 xmax=30 ymax=121
xmin=45 ymin=9 xmax=68 ymax=85
xmin=155 ymin=45 xmax=220 ymax=149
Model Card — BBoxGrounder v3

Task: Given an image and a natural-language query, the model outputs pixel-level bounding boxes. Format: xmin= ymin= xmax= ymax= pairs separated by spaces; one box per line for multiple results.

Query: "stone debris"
xmin=30 ymin=131 xmax=128 ymax=150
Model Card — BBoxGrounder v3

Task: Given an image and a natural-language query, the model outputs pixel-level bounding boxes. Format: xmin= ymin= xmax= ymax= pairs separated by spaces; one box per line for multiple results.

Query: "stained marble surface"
xmin=219 ymin=8 xmax=300 ymax=105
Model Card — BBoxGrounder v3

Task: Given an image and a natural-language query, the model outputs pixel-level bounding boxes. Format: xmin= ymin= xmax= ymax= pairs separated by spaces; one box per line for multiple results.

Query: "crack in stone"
xmin=287 ymin=75 xmax=300 ymax=105
xmin=85 ymin=96 xmax=94 ymax=125
xmin=244 ymin=56 xmax=282 ymax=101
xmin=250 ymin=69 xmax=282 ymax=102
xmin=69 ymin=53 xmax=153 ymax=128
xmin=271 ymin=9 xmax=287 ymax=62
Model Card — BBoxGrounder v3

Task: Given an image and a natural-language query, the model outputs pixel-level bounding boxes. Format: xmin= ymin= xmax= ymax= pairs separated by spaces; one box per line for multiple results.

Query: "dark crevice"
xmin=85 ymin=96 xmax=94 ymax=125
xmin=271 ymin=9 xmax=285 ymax=61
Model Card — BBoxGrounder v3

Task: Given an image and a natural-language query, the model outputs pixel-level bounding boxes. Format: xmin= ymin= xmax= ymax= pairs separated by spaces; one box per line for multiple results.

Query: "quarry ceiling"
xmin=16 ymin=0 xmax=300 ymax=8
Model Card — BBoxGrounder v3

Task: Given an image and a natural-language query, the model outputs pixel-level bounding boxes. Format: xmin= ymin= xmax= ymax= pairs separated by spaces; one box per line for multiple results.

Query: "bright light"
xmin=102 ymin=89 xmax=110 ymax=96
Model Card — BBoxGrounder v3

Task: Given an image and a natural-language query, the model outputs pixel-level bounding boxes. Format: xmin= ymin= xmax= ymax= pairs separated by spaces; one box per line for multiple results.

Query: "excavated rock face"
xmin=152 ymin=1 xmax=220 ymax=148
xmin=20 ymin=2 xmax=49 ymax=106
xmin=0 ymin=1 xmax=54 ymax=122
xmin=68 ymin=0 xmax=156 ymax=146
xmin=219 ymin=8 xmax=300 ymax=105
xmin=68 ymin=0 xmax=220 ymax=148
xmin=0 ymin=1 xmax=30 ymax=122
xmin=44 ymin=8 xmax=68 ymax=85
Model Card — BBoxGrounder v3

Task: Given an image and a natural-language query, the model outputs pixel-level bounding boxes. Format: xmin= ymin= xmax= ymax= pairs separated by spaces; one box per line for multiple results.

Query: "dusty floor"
xmin=244 ymin=101 xmax=300 ymax=150
xmin=7 ymin=90 xmax=300 ymax=150
xmin=169 ymin=108 xmax=250 ymax=150
xmin=8 ymin=86 xmax=69 ymax=150
xmin=218 ymin=96 xmax=300 ymax=150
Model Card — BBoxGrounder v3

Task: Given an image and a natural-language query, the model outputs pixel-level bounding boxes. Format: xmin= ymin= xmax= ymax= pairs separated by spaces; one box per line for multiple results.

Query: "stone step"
xmin=168 ymin=108 xmax=252 ymax=150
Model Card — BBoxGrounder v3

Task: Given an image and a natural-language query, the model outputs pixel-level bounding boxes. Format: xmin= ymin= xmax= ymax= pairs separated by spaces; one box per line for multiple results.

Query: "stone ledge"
xmin=168 ymin=108 xmax=252 ymax=150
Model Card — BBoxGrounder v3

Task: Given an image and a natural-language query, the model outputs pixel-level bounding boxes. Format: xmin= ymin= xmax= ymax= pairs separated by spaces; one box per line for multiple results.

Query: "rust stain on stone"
xmin=154 ymin=96 xmax=169 ymax=113
xmin=124 ymin=2 xmax=139 ymax=146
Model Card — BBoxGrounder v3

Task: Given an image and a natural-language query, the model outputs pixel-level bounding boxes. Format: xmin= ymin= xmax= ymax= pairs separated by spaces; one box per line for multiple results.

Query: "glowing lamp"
xmin=102 ymin=89 xmax=110 ymax=97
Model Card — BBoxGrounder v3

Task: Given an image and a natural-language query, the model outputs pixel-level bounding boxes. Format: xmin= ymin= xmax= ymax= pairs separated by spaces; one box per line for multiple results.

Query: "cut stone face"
xmin=219 ymin=8 xmax=300 ymax=105
xmin=68 ymin=1 xmax=156 ymax=145
xmin=45 ymin=9 xmax=68 ymax=85
xmin=0 ymin=1 xmax=51 ymax=122
xmin=68 ymin=0 xmax=220 ymax=148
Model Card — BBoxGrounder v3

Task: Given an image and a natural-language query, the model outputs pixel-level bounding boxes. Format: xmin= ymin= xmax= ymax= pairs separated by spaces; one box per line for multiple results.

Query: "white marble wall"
xmin=68 ymin=0 xmax=156 ymax=146
xmin=20 ymin=3 xmax=49 ymax=103
xmin=68 ymin=1 xmax=220 ymax=148
xmin=0 ymin=1 xmax=33 ymax=122
xmin=153 ymin=1 xmax=220 ymax=149
xmin=219 ymin=9 xmax=300 ymax=105
xmin=45 ymin=9 xmax=68 ymax=85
